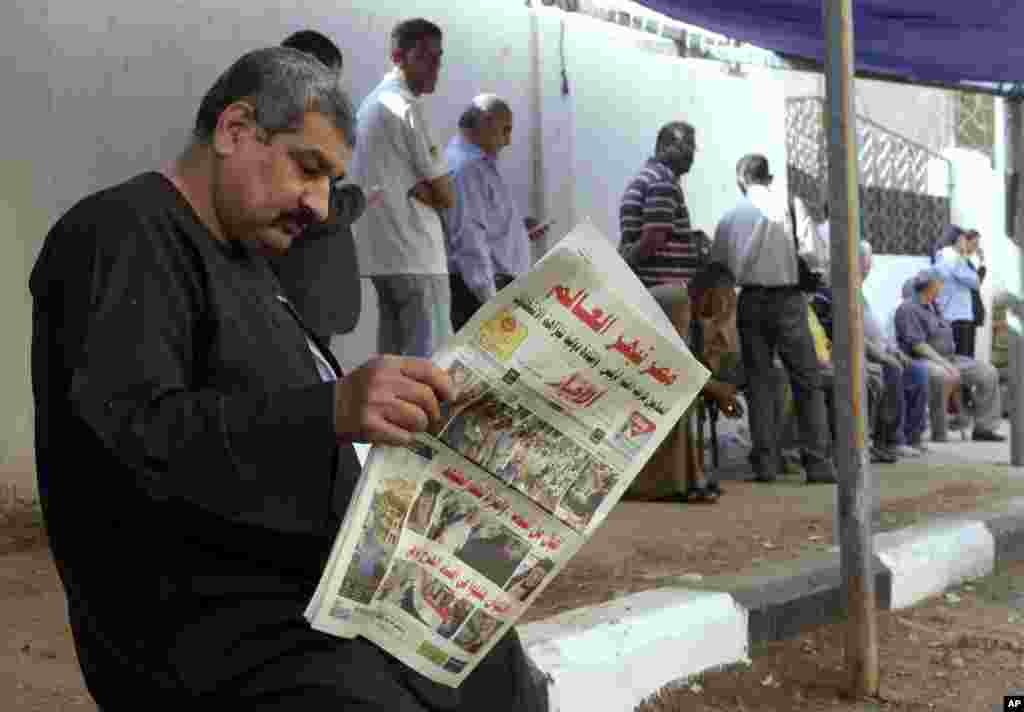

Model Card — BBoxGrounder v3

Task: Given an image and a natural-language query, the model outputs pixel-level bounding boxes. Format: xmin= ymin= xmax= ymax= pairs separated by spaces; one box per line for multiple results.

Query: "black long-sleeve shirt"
xmin=29 ymin=172 xmax=545 ymax=711
xmin=30 ymin=172 xmax=360 ymax=699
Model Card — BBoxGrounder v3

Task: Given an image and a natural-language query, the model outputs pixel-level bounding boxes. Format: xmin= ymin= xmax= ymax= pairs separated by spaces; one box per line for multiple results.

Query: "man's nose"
xmin=304 ymin=179 xmax=331 ymax=223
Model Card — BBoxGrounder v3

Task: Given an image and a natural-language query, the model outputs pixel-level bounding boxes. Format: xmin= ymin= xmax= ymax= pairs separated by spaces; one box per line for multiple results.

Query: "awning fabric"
xmin=630 ymin=1 xmax=1024 ymax=88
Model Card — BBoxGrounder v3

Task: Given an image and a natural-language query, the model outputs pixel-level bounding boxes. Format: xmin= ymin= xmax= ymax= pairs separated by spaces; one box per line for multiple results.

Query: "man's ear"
xmin=212 ymin=101 xmax=258 ymax=157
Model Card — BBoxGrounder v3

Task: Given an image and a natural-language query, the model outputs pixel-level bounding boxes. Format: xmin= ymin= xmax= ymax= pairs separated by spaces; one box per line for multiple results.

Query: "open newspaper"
xmin=305 ymin=223 xmax=710 ymax=687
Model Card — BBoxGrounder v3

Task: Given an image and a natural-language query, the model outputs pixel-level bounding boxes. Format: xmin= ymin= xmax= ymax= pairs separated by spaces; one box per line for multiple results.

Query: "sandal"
xmin=651 ymin=484 xmax=720 ymax=504
xmin=659 ymin=485 xmax=716 ymax=506
xmin=681 ymin=484 xmax=720 ymax=503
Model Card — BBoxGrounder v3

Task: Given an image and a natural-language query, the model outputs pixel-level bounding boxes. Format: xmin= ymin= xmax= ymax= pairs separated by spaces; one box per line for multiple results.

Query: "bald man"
xmin=444 ymin=94 xmax=544 ymax=330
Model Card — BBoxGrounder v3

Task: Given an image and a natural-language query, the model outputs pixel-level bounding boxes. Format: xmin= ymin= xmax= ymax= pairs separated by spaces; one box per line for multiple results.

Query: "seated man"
xmin=30 ymin=47 xmax=547 ymax=711
xmin=860 ymin=241 xmax=929 ymax=457
xmin=894 ymin=269 xmax=1004 ymax=443
xmin=781 ymin=299 xmax=912 ymax=467
xmin=628 ymin=262 xmax=744 ymax=503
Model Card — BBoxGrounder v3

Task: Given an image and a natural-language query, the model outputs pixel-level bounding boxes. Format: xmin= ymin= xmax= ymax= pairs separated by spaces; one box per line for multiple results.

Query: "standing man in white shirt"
xmin=711 ymin=154 xmax=836 ymax=484
xmin=352 ymin=18 xmax=456 ymax=357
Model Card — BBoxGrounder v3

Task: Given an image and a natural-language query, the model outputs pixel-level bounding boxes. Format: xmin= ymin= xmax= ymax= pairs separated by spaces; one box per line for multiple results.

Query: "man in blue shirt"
xmin=935 ymin=228 xmax=985 ymax=357
xmin=445 ymin=94 xmax=546 ymax=330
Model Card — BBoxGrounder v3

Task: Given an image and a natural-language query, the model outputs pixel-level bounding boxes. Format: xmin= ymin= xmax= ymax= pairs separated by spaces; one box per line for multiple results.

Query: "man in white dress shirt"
xmin=711 ymin=154 xmax=836 ymax=484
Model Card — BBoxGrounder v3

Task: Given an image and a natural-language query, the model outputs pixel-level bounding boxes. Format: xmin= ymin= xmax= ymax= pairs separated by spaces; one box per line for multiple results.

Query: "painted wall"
xmin=0 ymin=0 xmax=792 ymax=485
xmin=783 ymin=71 xmax=957 ymax=156
xmin=556 ymin=12 xmax=788 ymax=243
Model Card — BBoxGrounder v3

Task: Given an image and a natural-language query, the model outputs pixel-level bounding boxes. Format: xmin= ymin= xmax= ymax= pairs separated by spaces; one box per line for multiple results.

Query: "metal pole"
xmin=823 ymin=0 xmax=879 ymax=698
xmin=1007 ymin=98 xmax=1024 ymax=465
xmin=1011 ymin=319 xmax=1024 ymax=466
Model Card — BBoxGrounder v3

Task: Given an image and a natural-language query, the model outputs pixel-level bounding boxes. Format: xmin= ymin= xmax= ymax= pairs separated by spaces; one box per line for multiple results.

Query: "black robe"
xmin=30 ymin=172 xmax=546 ymax=711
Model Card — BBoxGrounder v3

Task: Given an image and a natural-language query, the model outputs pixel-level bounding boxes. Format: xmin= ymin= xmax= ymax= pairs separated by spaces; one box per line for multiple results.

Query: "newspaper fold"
xmin=305 ymin=223 xmax=710 ymax=687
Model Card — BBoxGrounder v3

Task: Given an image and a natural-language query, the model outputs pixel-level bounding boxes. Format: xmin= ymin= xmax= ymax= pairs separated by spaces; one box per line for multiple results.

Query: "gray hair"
xmin=458 ymin=94 xmax=512 ymax=130
xmin=860 ymin=240 xmax=873 ymax=259
xmin=912 ymin=267 xmax=943 ymax=292
xmin=194 ymin=47 xmax=355 ymax=147
xmin=736 ymin=154 xmax=772 ymax=187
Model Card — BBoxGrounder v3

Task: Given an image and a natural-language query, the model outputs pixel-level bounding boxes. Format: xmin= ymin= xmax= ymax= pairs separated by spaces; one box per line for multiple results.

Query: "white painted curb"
xmin=519 ymin=588 xmax=747 ymax=712
xmin=513 ymin=517 xmax=1007 ymax=710
xmin=874 ymin=519 xmax=995 ymax=610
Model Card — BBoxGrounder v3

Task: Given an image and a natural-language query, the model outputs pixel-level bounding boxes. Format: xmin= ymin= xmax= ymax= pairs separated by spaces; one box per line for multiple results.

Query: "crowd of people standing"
xmin=618 ymin=119 xmax=1005 ymax=506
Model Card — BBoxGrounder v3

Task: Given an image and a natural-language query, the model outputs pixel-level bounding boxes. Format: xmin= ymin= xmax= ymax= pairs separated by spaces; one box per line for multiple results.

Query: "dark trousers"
xmin=876 ymin=359 xmax=929 ymax=447
xmin=951 ymin=320 xmax=976 ymax=358
xmin=738 ymin=287 xmax=833 ymax=479
xmin=96 ymin=627 xmax=547 ymax=712
xmin=449 ymin=272 xmax=484 ymax=333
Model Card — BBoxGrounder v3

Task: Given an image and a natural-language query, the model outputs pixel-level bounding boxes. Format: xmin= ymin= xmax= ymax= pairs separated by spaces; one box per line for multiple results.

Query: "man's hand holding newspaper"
xmin=334 ymin=355 xmax=454 ymax=446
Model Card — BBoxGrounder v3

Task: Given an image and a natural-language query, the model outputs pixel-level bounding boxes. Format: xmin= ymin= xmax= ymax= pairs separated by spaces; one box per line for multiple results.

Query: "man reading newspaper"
xmin=31 ymin=47 xmax=548 ymax=711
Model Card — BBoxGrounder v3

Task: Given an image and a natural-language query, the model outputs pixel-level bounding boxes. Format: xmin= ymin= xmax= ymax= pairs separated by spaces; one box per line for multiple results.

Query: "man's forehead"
xmin=411 ymin=37 xmax=443 ymax=55
xmin=491 ymin=110 xmax=513 ymax=127
xmin=291 ymin=111 xmax=351 ymax=177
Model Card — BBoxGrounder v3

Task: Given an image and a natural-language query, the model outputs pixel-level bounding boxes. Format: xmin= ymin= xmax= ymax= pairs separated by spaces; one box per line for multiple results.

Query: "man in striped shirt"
xmin=620 ymin=123 xmax=728 ymax=503
xmin=619 ymin=121 xmax=703 ymax=288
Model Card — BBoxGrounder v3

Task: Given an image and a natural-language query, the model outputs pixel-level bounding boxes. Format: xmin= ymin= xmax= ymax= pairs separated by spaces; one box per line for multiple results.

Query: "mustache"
xmin=277 ymin=206 xmax=319 ymax=233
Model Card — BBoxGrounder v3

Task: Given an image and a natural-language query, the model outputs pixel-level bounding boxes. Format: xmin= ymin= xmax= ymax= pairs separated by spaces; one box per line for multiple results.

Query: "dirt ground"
xmin=637 ymin=558 xmax=1024 ymax=712
xmin=0 ymin=480 xmax=1017 ymax=711
xmin=0 ymin=496 xmax=95 ymax=711
xmin=524 ymin=478 xmax=999 ymax=623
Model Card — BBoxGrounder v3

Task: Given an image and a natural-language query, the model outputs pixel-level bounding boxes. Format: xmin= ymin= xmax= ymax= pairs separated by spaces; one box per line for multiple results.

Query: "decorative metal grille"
xmin=955 ymin=92 xmax=995 ymax=163
xmin=786 ymin=97 xmax=953 ymax=256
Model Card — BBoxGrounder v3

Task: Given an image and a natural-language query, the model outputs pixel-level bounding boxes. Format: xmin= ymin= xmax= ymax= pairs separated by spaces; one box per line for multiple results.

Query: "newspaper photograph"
xmin=306 ymin=224 xmax=710 ymax=687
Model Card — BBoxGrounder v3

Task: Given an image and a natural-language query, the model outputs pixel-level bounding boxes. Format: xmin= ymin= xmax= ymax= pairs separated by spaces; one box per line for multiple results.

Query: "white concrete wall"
xmin=1 ymin=0 xmax=789 ymax=478
xmin=563 ymin=12 xmax=788 ymax=241
xmin=783 ymin=71 xmax=957 ymax=157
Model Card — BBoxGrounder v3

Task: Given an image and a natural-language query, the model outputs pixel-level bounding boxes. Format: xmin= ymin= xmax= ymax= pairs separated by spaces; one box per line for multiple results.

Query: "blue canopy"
xmin=631 ymin=1 xmax=1024 ymax=88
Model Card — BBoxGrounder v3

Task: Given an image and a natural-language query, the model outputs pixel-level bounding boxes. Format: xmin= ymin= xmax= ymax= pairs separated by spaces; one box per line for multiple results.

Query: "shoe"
xmin=780 ymin=452 xmax=804 ymax=476
xmin=683 ymin=484 xmax=720 ymax=503
xmin=931 ymin=433 xmax=949 ymax=443
xmin=652 ymin=484 xmax=720 ymax=504
xmin=805 ymin=463 xmax=837 ymax=484
xmin=806 ymin=472 xmax=838 ymax=484
xmin=972 ymin=429 xmax=1007 ymax=442
xmin=890 ymin=444 xmax=922 ymax=458
xmin=911 ymin=441 xmax=930 ymax=454
xmin=753 ymin=473 xmax=778 ymax=483
xmin=705 ymin=481 xmax=724 ymax=496
xmin=869 ymin=446 xmax=898 ymax=464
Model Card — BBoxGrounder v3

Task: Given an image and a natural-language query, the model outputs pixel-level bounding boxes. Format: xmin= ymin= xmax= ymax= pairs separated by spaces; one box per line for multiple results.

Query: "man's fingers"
xmin=390 ymin=378 xmax=443 ymax=425
xmin=399 ymin=358 xmax=455 ymax=404
xmin=379 ymin=398 xmax=432 ymax=435
xmin=361 ymin=412 xmax=414 ymax=447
